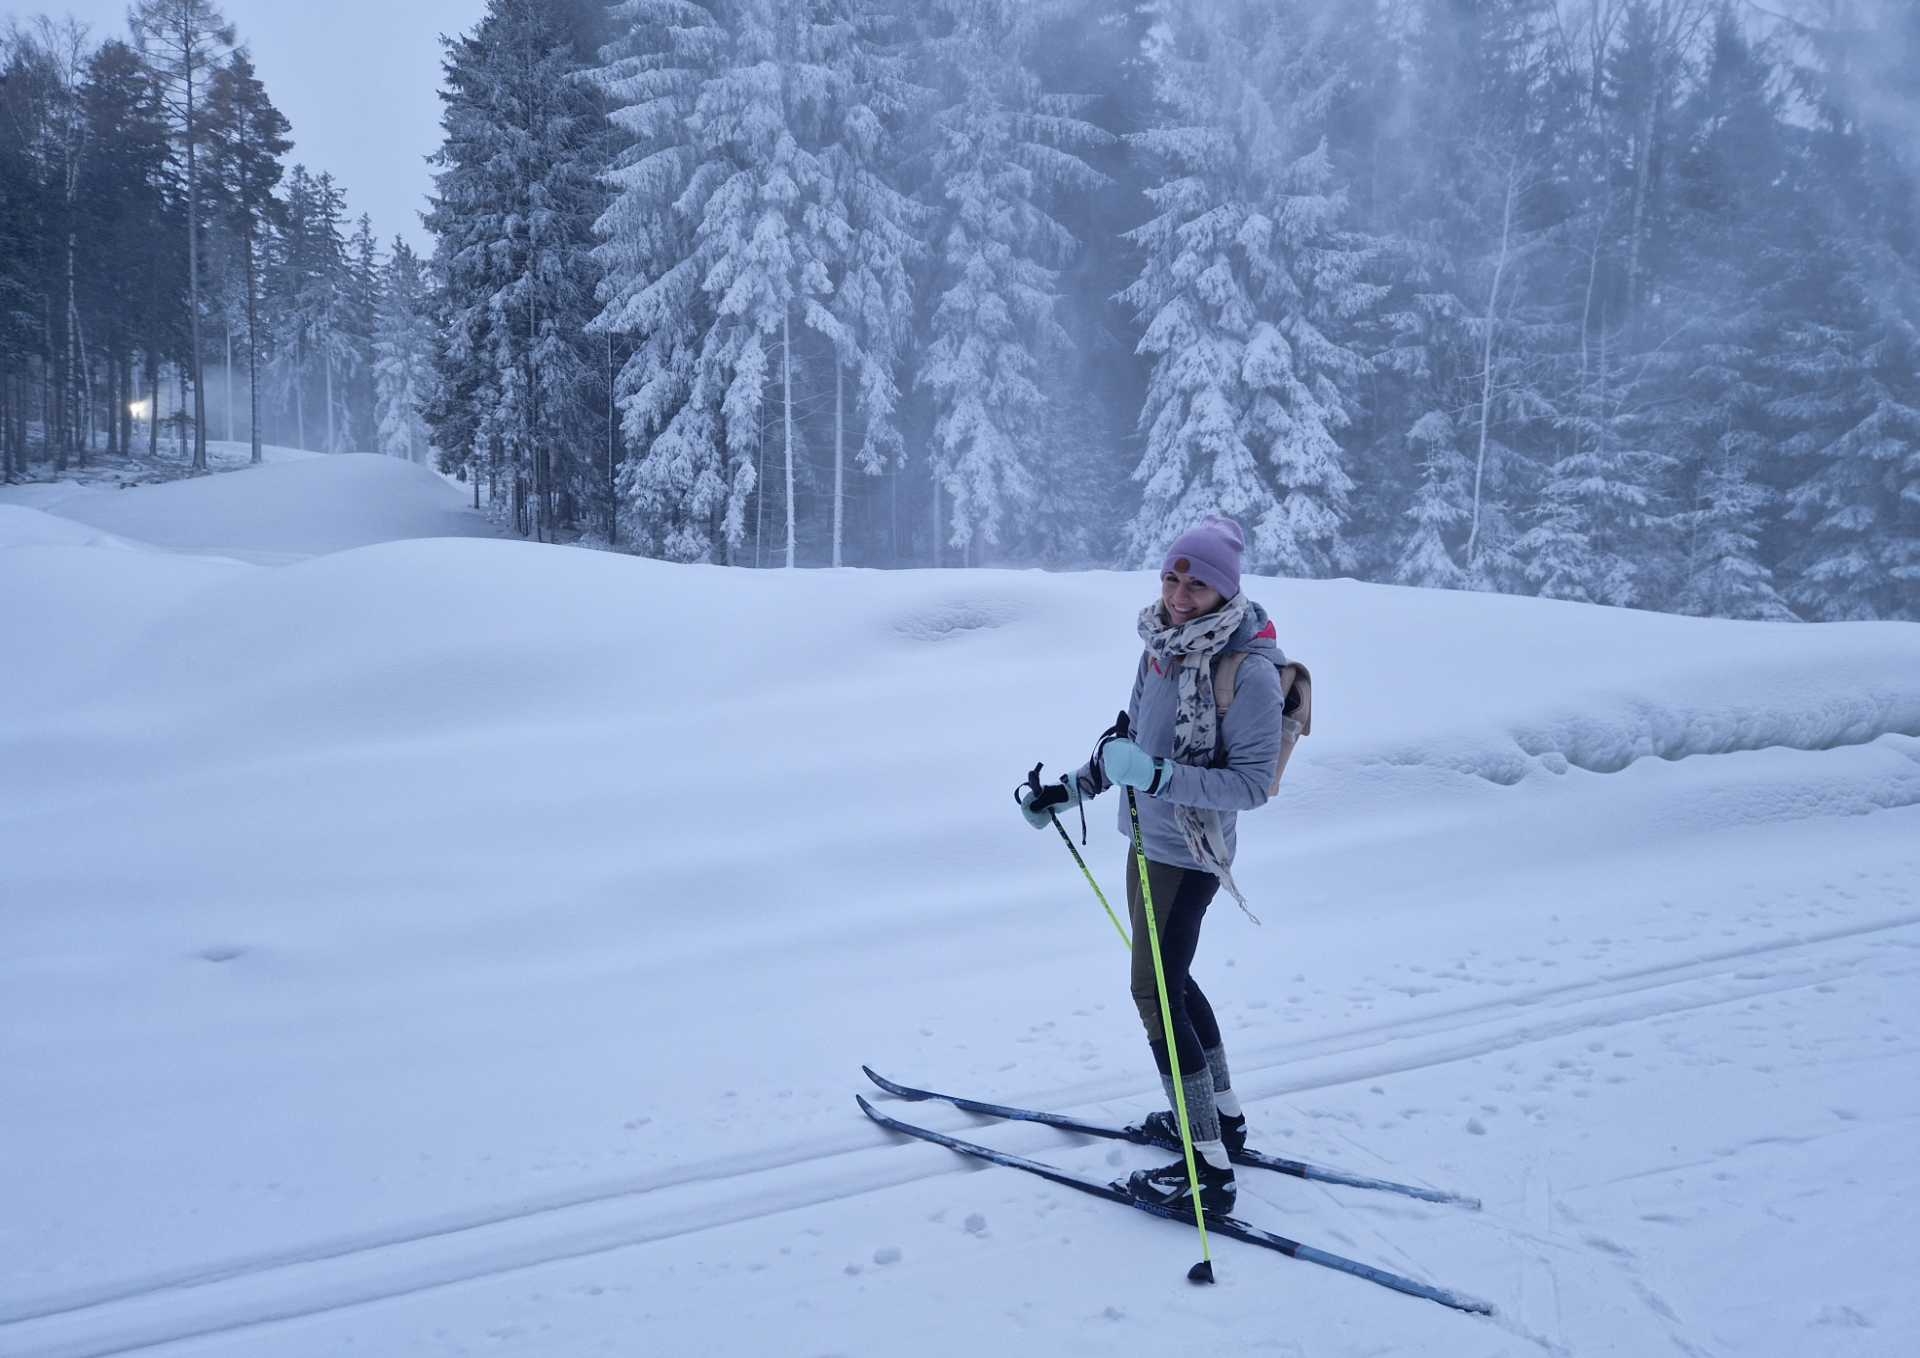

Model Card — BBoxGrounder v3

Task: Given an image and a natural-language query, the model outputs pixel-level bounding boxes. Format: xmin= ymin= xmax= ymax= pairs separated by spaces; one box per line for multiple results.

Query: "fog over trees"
xmin=5 ymin=0 xmax=1914 ymax=620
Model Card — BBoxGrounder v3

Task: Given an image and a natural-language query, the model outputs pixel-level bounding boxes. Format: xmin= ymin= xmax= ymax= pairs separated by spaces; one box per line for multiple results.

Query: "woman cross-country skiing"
xmin=1016 ymin=514 xmax=1291 ymax=1216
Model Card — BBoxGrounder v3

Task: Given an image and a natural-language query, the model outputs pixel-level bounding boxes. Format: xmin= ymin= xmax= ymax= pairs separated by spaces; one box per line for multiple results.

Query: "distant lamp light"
xmin=129 ymin=399 xmax=152 ymax=419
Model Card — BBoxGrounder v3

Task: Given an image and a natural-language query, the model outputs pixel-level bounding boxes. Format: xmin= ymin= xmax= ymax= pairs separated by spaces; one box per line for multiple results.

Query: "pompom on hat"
xmin=1161 ymin=514 xmax=1244 ymax=602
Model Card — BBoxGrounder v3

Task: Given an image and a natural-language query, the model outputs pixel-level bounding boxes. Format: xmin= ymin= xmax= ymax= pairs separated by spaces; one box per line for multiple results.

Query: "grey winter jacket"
xmin=1073 ymin=601 xmax=1286 ymax=873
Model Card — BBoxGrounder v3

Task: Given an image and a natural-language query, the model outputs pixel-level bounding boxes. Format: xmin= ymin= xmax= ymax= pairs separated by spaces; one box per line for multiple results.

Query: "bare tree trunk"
xmin=783 ymin=307 xmax=795 ymax=570
xmin=224 ymin=320 xmax=233 ymax=444
xmin=1467 ymin=160 xmax=1519 ymax=571
xmin=245 ymin=234 xmax=262 ymax=463
xmin=754 ymin=405 xmax=767 ymax=568
xmin=605 ymin=333 xmax=616 ymax=543
xmin=1625 ymin=74 xmax=1657 ymax=322
xmin=144 ymin=352 xmax=157 ymax=458
xmin=833 ymin=361 xmax=844 ymax=568
xmin=324 ymin=354 xmax=335 ymax=453
xmin=294 ymin=338 xmax=307 ymax=450
xmin=65 ymin=253 xmax=80 ymax=470
xmin=186 ymin=53 xmax=208 ymax=472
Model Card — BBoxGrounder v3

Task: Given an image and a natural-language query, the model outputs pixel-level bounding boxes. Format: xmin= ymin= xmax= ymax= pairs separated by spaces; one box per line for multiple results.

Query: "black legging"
xmin=1124 ymin=855 xmax=1223 ymax=1077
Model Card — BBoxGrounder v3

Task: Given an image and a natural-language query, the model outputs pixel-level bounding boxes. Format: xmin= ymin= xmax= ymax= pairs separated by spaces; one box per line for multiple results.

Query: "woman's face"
xmin=1161 ymin=563 xmax=1224 ymax=627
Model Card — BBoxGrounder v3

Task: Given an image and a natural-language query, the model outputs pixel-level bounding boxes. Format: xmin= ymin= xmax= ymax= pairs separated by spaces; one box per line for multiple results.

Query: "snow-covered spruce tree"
xmin=819 ymin=3 xmax=921 ymax=569
xmin=73 ymin=38 xmax=181 ymax=463
xmin=263 ymin=164 xmax=319 ymax=448
xmin=1394 ymin=410 xmax=1472 ymax=589
xmin=1659 ymin=5 xmax=1792 ymax=620
xmin=1764 ymin=4 xmax=1920 ymax=621
xmin=1366 ymin=0 xmax=1565 ymax=594
xmin=1121 ymin=0 xmax=1384 ymax=578
xmin=373 ymin=238 xmax=435 ymax=462
xmin=586 ymin=0 xmax=731 ymax=560
xmin=1512 ymin=0 xmax=1706 ymax=610
xmin=916 ymin=0 xmax=1106 ymax=565
xmin=594 ymin=0 xmax=916 ymax=566
xmin=129 ymin=0 xmax=235 ymax=472
xmin=344 ymin=213 xmax=381 ymax=452
xmin=427 ymin=0 xmax=610 ymax=540
xmin=1008 ymin=0 xmax=1161 ymax=570
xmin=307 ymin=173 xmax=358 ymax=453
xmin=263 ymin=167 xmax=360 ymax=452
xmin=1521 ymin=311 xmax=1668 ymax=608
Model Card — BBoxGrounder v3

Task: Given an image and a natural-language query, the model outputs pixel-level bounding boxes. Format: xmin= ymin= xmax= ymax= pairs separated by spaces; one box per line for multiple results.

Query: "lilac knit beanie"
xmin=1161 ymin=514 xmax=1245 ymax=601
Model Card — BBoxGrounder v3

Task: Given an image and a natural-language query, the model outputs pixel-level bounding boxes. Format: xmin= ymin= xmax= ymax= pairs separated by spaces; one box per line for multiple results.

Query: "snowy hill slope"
xmin=2 ymin=461 xmax=1917 ymax=1357
xmin=0 ymin=451 xmax=494 ymax=564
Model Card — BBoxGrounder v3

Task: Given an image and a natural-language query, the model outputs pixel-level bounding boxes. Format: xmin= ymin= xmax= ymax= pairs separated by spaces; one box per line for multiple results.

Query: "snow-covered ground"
xmin=2 ymin=457 xmax=1917 ymax=1358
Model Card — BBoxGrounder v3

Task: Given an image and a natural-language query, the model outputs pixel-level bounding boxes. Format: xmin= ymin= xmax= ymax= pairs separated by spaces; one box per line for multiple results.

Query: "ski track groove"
xmin=4 ymin=913 xmax=1914 ymax=1358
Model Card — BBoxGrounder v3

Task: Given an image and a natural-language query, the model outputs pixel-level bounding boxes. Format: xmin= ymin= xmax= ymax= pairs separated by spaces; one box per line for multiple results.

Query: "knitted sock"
xmin=1205 ymin=1045 xmax=1242 ymax=1117
xmin=1159 ymin=1068 xmax=1221 ymax=1146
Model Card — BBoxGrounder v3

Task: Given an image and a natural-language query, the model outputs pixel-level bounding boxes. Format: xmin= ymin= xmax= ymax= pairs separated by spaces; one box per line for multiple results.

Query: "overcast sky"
xmin=11 ymin=0 xmax=483 ymax=251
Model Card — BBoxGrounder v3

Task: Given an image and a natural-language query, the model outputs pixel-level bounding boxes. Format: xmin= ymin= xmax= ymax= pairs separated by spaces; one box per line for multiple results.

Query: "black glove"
xmin=1017 ymin=776 xmax=1083 ymax=829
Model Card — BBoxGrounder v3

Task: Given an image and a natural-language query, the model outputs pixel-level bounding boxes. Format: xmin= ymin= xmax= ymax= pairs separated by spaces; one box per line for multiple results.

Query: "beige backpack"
xmin=1210 ymin=653 xmax=1312 ymax=795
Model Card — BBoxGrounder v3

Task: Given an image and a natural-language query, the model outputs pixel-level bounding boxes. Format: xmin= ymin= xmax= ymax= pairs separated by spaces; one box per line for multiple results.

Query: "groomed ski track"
xmin=7 ymin=912 xmax=1913 ymax=1358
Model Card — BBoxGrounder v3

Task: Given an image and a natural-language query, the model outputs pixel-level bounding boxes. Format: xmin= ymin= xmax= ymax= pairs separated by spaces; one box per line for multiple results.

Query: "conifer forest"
xmin=4 ymin=0 xmax=1916 ymax=621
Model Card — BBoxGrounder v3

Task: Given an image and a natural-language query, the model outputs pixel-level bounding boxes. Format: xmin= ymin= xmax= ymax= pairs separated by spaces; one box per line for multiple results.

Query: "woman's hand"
xmin=1017 ymin=775 xmax=1085 ymax=829
xmin=1100 ymin=738 xmax=1167 ymax=794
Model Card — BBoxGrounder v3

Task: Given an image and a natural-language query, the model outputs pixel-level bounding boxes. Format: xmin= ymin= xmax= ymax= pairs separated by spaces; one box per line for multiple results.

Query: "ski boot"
xmin=1138 ymin=1107 xmax=1248 ymax=1156
xmin=1126 ymin=1155 xmax=1237 ymax=1215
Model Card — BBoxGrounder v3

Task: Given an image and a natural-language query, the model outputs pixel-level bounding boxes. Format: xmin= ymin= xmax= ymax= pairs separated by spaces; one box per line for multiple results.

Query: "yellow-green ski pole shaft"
xmin=1048 ymin=812 xmax=1132 ymax=948
xmin=1129 ymin=786 xmax=1215 ymax=1284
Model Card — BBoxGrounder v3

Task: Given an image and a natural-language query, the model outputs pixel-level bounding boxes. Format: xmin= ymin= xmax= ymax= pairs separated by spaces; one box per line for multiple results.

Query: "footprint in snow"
xmin=1812 ymin=1305 xmax=1874 ymax=1329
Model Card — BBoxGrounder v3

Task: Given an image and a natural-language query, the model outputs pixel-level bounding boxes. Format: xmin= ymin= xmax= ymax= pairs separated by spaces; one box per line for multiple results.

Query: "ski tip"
xmin=861 ymin=1067 xmax=921 ymax=1099
xmin=1187 ymin=1259 xmax=1216 ymax=1285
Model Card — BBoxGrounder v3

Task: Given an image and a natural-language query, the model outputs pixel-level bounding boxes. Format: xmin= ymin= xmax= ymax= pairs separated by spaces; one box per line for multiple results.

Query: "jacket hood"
xmin=1225 ymin=598 xmax=1282 ymax=661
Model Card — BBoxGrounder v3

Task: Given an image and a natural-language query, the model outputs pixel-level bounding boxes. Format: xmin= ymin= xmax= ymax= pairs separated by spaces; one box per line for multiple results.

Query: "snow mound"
xmin=5 ymin=454 xmax=495 ymax=562
xmin=1253 ymin=579 xmax=1920 ymax=785
xmin=0 ymin=503 xmax=145 ymax=552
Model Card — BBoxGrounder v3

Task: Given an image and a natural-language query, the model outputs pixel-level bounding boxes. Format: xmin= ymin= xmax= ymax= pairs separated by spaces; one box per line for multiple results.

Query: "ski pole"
xmin=1024 ymin=762 xmax=1132 ymax=948
xmin=1120 ymin=714 xmax=1215 ymax=1285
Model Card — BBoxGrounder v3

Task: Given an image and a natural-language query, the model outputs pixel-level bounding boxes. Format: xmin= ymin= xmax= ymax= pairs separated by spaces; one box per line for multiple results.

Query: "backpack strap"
xmin=1211 ymin=651 xmax=1248 ymax=719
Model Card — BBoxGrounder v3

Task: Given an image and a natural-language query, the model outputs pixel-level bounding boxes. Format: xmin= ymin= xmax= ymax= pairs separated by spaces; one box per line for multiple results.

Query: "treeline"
xmin=428 ymin=0 xmax=1916 ymax=620
xmin=0 ymin=2 xmax=433 ymax=477
xmin=11 ymin=1 xmax=1911 ymax=623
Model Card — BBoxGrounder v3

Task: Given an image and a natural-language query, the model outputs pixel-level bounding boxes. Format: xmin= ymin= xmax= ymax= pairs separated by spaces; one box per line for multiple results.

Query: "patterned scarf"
xmin=1135 ymin=595 xmax=1257 ymax=919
